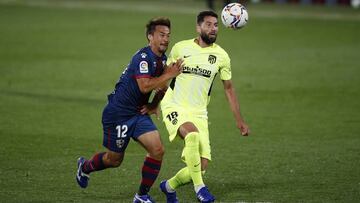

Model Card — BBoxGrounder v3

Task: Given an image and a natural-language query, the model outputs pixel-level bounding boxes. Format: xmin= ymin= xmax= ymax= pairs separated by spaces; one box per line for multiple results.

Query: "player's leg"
xmin=76 ymin=150 xmax=125 ymax=188
xmin=136 ymin=130 xmax=164 ymax=195
xmin=166 ymin=120 xmax=214 ymax=202
xmin=102 ymin=150 xmax=125 ymax=167
xmin=160 ymin=121 xmax=202 ymax=202
xmin=177 ymin=122 xmax=205 ymax=190
xmin=83 ymin=150 xmax=124 ymax=173
xmin=189 ymin=118 xmax=214 ymax=202
xmin=166 ymin=157 xmax=209 ymax=190
xmin=137 ymin=130 xmax=164 ymax=160
xmin=132 ymin=115 xmax=163 ymax=203
xmin=76 ymin=107 xmax=132 ymax=189
xmin=160 ymin=109 xmax=213 ymax=202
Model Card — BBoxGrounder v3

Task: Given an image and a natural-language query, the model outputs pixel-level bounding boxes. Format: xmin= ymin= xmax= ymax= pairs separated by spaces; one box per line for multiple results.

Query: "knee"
xmin=149 ymin=145 xmax=165 ymax=160
xmin=178 ymin=122 xmax=199 ymax=138
xmin=155 ymin=145 xmax=165 ymax=158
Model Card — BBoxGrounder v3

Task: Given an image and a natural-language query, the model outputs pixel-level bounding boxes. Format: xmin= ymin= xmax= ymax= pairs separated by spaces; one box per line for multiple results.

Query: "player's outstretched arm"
xmin=136 ymin=59 xmax=183 ymax=93
xmin=222 ymin=80 xmax=250 ymax=136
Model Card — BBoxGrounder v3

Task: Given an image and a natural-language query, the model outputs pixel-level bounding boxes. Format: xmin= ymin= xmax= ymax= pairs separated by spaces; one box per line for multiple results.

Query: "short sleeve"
xmin=131 ymin=52 xmax=152 ymax=79
xmin=219 ymin=53 xmax=231 ymax=80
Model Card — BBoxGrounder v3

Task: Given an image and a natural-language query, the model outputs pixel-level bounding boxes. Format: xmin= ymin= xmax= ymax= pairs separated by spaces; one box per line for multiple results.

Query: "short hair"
xmin=197 ymin=10 xmax=218 ymax=25
xmin=146 ymin=17 xmax=171 ymax=39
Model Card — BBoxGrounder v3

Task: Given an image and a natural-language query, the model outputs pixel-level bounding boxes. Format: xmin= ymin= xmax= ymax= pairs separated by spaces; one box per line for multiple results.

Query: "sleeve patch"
xmin=139 ymin=61 xmax=149 ymax=73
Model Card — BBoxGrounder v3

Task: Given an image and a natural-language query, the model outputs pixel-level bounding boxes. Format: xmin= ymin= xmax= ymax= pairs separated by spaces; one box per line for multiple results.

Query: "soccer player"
xmin=75 ymin=17 xmax=183 ymax=203
xmin=159 ymin=11 xmax=250 ymax=203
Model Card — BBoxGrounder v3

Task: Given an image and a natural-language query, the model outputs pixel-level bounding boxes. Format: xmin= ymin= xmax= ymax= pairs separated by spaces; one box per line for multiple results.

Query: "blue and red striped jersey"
xmin=106 ymin=46 xmax=166 ymax=117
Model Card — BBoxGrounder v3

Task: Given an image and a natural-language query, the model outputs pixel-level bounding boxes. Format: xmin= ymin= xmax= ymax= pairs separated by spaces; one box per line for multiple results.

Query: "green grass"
xmin=1 ymin=0 xmax=360 ymax=202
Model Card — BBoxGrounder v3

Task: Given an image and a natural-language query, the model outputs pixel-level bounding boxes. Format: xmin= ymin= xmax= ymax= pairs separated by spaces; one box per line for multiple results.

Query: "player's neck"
xmin=149 ymin=45 xmax=163 ymax=57
xmin=195 ymin=37 xmax=212 ymax=48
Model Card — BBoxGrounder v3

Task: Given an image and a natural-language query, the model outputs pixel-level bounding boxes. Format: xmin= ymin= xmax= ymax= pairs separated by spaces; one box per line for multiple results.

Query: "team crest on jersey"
xmin=141 ymin=53 xmax=147 ymax=58
xmin=139 ymin=61 xmax=148 ymax=73
xmin=116 ymin=139 xmax=125 ymax=148
xmin=208 ymin=55 xmax=217 ymax=64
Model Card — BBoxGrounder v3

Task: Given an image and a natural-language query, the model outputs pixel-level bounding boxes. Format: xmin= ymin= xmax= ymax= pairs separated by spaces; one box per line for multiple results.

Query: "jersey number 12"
xmin=116 ymin=125 xmax=128 ymax=138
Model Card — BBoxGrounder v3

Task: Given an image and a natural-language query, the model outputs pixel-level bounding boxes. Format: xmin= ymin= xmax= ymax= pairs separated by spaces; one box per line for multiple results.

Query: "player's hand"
xmin=140 ymin=104 xmax=160 ymax=119
xmin=165 ymin=59 xmax=183 ymax=77
xmin=237 ymin=121 xmax=250 ymax=136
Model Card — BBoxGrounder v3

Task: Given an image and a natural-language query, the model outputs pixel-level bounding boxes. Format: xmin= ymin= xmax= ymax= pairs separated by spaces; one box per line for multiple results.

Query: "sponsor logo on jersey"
xmin=182 ymin=66 xmax=212 ymax=78
xmin=139 ymin=61 xmax=149 ymax=73
xmin=208 ymin=55 xmax=217 ymax=64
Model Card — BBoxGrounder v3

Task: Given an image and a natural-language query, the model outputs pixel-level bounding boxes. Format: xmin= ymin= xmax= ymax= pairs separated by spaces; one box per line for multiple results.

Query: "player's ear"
xmin=147 ymin=34 xmax=153 ymax=41
xmin=196 ymin=25 xmax=201 ymax=34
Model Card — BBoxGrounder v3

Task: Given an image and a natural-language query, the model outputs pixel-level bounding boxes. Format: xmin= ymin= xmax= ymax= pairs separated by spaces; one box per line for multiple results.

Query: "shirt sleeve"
xmin=219 ymin=53 xmax=232 ymax=80
xmin=131 ymin=53 xmax=152 ymax=79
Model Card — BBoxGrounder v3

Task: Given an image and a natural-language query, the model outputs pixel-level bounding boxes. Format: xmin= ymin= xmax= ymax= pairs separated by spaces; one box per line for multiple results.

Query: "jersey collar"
xmin=147 ymin=46 xmax=165 ymax=60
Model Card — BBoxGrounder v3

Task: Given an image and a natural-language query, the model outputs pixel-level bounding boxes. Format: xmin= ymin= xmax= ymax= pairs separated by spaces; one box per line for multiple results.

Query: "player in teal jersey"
xmin=159 ymin=11 xmax=250 ymax=203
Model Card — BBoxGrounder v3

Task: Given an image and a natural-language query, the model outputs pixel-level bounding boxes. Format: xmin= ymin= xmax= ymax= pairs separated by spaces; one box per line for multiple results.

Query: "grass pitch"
xmin=0 ymin=0 xmax=359 ymax=202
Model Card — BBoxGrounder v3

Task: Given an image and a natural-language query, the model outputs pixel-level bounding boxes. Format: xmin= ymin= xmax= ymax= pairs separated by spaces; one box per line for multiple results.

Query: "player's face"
xmin=197 ymin=16 xmax=218 ymax=45
xmin=149 ymin=25 xmax=170 ymax=55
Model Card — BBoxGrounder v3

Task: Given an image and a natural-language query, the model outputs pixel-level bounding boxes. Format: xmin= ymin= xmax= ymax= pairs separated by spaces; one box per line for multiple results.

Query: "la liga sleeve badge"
xmin=139 ymin=61 xmax=149 ymax=73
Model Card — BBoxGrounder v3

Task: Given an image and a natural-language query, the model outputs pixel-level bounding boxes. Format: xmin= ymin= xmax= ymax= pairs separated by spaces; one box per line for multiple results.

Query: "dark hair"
xmin=146 ymin=17 xmax=171 ymax=39
xmin=197 ymin=10 xmax=218 ymax=25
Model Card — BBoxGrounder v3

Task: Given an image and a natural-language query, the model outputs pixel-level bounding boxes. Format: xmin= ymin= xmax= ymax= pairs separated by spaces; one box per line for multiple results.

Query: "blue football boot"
xmin=160 ymin=180 xmax=179 ymax=203
xmin=196 ymin=186 xmax=215 ymax=203
xmin=133 ymin=193 xmax=155 ymax=203
xmin=76 ymin=157 xmax=89 ymax=188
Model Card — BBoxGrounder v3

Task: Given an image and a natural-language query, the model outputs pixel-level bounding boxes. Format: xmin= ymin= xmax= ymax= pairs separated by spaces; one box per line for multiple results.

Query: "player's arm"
xmin=222 ymin=79 xmax=250 ymax=136
xmin=137 ymin=59 xmax=183 ymax=93
xmin=140 ymin=88 xmax=167 ymax=117
xmin=151 ymin=87 xmax=167 ymax=105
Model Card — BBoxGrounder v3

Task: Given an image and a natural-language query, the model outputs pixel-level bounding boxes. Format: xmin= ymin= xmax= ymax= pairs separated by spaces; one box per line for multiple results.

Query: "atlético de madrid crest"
xmin=208 ymin=55 xmax=216 ymax=64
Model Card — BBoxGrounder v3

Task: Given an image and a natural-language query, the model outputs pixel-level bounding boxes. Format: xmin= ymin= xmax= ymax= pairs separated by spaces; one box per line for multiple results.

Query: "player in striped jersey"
xmin=75 ymin=17 xmax=182 ymax=203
